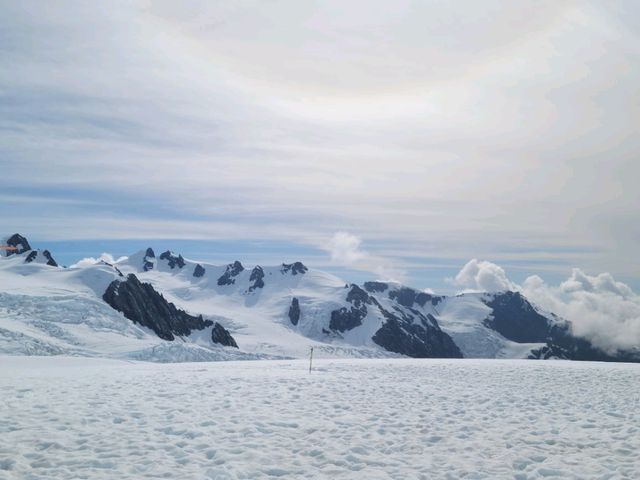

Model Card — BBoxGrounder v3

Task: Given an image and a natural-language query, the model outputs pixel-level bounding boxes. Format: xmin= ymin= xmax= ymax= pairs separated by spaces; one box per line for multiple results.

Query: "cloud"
xmin=0 ymin=1 xmax=639 ymax=283
xmin=323 ymin=232 xmax=408 ymax=282
xmin=453 ymin=260 xmax=640 ymax=354
xmin=453 ymin=259 xmax=517 ymax=292
xmin=327 ymin=232 xmax=368 ymax=266
xmin=70 ymin=253 xmax=128 ymax=268
xmin=522 ymin=269 xmax=640 ymax=354
xmin=559 ymin=269 xmax=634 ymax=298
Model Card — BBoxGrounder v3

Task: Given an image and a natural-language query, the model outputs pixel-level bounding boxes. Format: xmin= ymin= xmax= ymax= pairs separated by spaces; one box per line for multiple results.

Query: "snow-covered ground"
xmin=1 ymin=357 xmax=638 ymax=479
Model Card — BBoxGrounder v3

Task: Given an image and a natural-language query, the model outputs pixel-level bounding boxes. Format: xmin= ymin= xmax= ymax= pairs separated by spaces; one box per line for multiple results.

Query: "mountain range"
xmin=1 ymin=233 xmax=638 ymax=363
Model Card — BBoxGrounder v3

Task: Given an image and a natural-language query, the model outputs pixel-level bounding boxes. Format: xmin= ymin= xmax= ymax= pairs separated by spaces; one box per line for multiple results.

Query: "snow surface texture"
xmin=1 ymin=356 xmax=638 ymax=480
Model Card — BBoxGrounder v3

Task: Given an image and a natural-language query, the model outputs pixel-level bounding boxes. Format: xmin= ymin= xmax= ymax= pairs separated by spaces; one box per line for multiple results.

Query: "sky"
xmin=1 ymin=0 xmax=639 ymax=296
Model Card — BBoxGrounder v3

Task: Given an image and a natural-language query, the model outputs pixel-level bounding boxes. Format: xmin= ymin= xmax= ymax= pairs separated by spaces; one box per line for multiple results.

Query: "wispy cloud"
xmin=1 ymin=1 xmax=638 ymax=283
xmin=70 ymin=253 xmax=128 ymax=269
xmin=327 ymin=232 xmax=368 ymax=266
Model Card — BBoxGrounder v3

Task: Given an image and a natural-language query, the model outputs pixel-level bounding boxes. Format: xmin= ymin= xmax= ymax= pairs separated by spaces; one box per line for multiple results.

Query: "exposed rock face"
xmin=281 ymin=262 xmax=308 ymax=275
xmin=217 ymin=261 xmax=244 ymax=286
xmin=159 ymin=251 xmax=185 ymax=269
xmin=23 ymin=249 xmax=58 ymax=267
xmin=327 ymin=282 xmax=462 ymax=358
xmin=211 ymin=323 xmax=238 ymax=348
xmin=482 ymin=291 xmax=552 ymax=343
xmin=249 ymin=266 xmax=265 ymax=291
xmin=103 ymin=274 xmax=237 ymax=348
xmin=288 ymin=297 xmax=300 ymax=326
xmin=389 ymin=287 xmax=442 ymax=308
xmin=482 ymin=291 xmax=638 ymax=362
xmin=42 ymin=250 xmax=58 ymax=267
xmin=372 ymin=307 xmax=462 ymax=358
xmin=4 ymin=233 xmax=31 ymax=257
xmin=193 ymin=264 xmax=206 ymax=278
xmin=330 ymin=285 xmax=371 ymax=332
xmin=363 ymin=281 xmax=388 ymax=293
xmin=143 ymin=248 xmax=155 ymax=272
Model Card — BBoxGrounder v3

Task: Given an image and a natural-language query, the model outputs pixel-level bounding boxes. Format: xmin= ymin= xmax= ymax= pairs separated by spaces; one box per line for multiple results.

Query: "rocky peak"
xmin=143 ymin=248 xmax=155 ymax=271
xmin=363 ymin=281 xmax=388 ymax=293
xmin=18 ymin=244 xmax=58 ymax=267
xmin=4 ymin=233 xmax=31 ymax=257
xmin=193 ymin=263 xmax=206 ymax=278
xmin=280 ymin=262 xmax=308 ymax=275
xmin=482 ymin=291 xmax=551 ymax=343
xmin=0 ymin=233 xmax=58 ymax=266
xmin=329 ymin=284 xmax=373 ymax=333
xmin=372 ymin=306 xmax=462 ymax=359
xmin=159 ymin=250 xmax=185 ymax=269
xmin=248 ymin=266 xmax=265 ymax=291
xmin=389 ymin=286 xmax=442 ymax=308
xmin=217 ymin=261 xmax=244 ymax=286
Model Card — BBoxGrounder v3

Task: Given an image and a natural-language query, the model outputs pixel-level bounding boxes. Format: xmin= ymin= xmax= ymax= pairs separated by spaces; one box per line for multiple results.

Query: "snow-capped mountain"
xmin=1 ymin=234 xmax=637 ymax=363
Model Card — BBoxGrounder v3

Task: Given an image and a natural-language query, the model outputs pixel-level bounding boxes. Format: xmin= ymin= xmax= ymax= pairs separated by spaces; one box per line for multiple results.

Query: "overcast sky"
xmin=1 ymin=0 xmax=638 ymax=292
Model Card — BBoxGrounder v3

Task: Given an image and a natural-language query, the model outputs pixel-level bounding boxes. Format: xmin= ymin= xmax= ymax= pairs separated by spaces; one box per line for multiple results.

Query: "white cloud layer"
xmin=453 ymin=260 xmax=640 ymax=354
xmin=0 ymin=1 xmax=639 ymax=281
xmin=70 ymin=253 xmax=128 ymax=269
xmin=453 ymin=259 xmax=517 ymax=292
xmin=328 ymin=232 xmax=368 ymax=266
xmin=522 ymin=269 xmax=640 ymax=354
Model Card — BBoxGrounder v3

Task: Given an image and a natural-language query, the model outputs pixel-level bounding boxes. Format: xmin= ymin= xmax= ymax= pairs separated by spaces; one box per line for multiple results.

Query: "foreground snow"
xmin=1 ymin=357 xmax=638 ymax=479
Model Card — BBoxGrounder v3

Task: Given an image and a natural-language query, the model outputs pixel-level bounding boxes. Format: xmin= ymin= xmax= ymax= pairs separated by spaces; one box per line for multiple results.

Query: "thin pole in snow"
xmin=309 ymin=347 xmax=314 ymax=373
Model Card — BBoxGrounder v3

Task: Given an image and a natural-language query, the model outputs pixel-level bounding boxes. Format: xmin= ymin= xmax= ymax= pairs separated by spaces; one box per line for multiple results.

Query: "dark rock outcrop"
xmin=159 ymin=250 xmax=185 ymax=269
xmin=288 ymin=297 xmax=300 ymax=326
xmin=364 ymin=281 xmax=388 ymax=293
xmin=389 ymin=287 xmax=442 ymax=308
xmin=249 ymin=266 xmax=265 ymax=291
xmin=143 ymin=248 xmax=155 ymax=271
xmin=327 ymin=283 xmax=462 ymax=358
xmin=330 ymin=285 xmax=372 ymax=332
xmin=22 ymin=249 xmax=58 ymax=267
xmin=482 ymin=291 xmax=552 ymax=343
xmin=42 ymin=250 xmax=58 ymax=267
xmin=217 ymin=261 xmax=244 ymax=286
xmin=372 ymin=308 xmax=462 ymax=358
xmin=5 ymin=234 xmax=31 ymax=256
xmin=211 ymin=323 xmax=238 ymax=348
xmin=193 ymin=264 xmax=206 ymax=278
xmin=103 ymin=274 xmax=237 ymax=348
xmin=281 ymin=262 xmax=308 ymax=275
xmin=483 ymin=291 xmax=639 ymax=363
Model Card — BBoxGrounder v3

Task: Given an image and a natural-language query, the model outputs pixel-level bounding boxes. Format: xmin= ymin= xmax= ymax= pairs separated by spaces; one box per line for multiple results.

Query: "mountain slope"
xmin=0 ymin=240 xmax=246 ymax=362
xmin=0 ymin=234 xmax=637 ymax=363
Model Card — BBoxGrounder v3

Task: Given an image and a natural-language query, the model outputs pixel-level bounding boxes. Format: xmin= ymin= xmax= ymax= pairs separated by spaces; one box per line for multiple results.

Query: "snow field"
xmin=1 ymin=357 xmax=639 ymax=479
